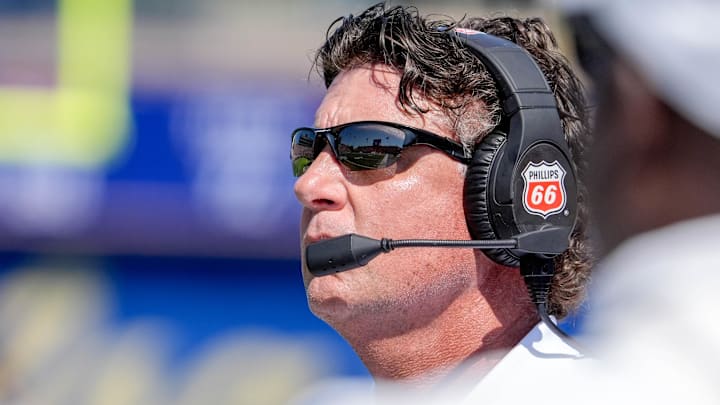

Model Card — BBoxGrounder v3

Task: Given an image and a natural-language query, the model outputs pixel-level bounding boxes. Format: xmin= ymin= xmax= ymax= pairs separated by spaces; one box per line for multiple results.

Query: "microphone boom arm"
xmin=307 ymin=234 xmax=518 ymax=277
xmin=306 ymin=227 xmax=569 ymax=277
xmin=383 ymin=238 xmax=517 ymax=250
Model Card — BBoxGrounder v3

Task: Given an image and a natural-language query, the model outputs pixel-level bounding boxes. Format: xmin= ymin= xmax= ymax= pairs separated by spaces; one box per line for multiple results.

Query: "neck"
xmin=336 ymin=269 xmax=537 ymax=388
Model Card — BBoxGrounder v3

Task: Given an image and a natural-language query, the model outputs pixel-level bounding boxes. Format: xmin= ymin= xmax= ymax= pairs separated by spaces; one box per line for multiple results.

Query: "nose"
xmin=293 ymin=146 xmax=348 ymax=212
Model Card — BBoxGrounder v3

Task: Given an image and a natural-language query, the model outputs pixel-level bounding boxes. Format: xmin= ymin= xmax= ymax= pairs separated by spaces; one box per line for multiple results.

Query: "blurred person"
xmin=517 ymin=0 xmax=720 ymax=403
xmin=290 ymin=2 xmax=593 ymax=401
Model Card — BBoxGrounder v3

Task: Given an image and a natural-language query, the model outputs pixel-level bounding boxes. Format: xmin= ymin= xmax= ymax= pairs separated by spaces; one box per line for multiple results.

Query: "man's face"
xmin=294 ymin=65 xmax=490 ymax=329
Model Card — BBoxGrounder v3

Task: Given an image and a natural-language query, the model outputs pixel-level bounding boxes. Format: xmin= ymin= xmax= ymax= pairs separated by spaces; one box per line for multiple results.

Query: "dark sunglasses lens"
xmin=291 ymin=128 xmax=317 ymax=177
xmin=337 ymin=123 xmax=405 ymax=170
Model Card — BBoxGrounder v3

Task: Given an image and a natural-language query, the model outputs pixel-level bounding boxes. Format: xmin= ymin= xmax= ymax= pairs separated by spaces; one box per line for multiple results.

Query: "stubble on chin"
xmin=304 ymin=257 xmax=477 ymax=337
xmin=305 ymin=271 xmax=366 ymax=325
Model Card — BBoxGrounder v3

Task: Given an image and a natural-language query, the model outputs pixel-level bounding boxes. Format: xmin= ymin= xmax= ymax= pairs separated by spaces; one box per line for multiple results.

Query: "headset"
xmin=454 ymin=28 xmax=578 ymax=269
xmin=453 ymin=29 xmax=581 ymax=346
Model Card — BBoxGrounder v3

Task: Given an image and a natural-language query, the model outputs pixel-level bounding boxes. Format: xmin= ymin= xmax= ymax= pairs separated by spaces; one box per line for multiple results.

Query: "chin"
xmin=305 ymin=269 xmax=380 ymax=326
xmin=308 ymin=297 xmax=354 ymax=325
xmin=307 ymin=288 xmax=356 ymax=326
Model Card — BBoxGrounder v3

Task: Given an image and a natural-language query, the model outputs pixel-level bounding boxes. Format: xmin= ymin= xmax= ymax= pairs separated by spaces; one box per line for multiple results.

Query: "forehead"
xmin=314 ymin=65 xmax=451 ymax=135
xmin=314 ymin=66 xmax=402 ymax=128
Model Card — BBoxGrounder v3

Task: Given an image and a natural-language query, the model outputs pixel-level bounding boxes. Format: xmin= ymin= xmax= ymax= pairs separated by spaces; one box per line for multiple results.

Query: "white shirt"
xmin=560 ymin=214 xmax=720 ymax=405
xmin=461 ymin=320 xmax=586 ymax=404
xmin=499 ymin=215 xmax=720 ymax=405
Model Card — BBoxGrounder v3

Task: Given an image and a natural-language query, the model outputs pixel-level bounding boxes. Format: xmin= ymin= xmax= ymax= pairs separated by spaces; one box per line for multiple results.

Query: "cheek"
xmin=359 ymin=161 xmax=468 ymax=239
xmin=387 ymin=173 xmax=421 ymax=193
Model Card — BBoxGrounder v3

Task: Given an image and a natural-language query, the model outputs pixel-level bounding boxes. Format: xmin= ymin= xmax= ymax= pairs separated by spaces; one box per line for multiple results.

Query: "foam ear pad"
xmin=464 ymin=131 xmax=520 ymax=267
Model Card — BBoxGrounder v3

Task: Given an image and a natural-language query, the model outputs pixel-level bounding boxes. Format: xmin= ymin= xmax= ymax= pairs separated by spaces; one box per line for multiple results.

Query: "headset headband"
xmin=454 ymin=29 xmax=572 ymax=202
xmin=452 ymin=28 xmax=577 ymax=259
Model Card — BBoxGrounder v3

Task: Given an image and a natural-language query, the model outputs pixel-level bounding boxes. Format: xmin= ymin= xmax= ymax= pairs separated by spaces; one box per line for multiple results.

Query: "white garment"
xmin=500 ymin=215 xmax=720 ymax=405
xmin=562 ymin=214 xmax=720 ymax=404
xmin=462 ymin=320 xmax=586 ymax=404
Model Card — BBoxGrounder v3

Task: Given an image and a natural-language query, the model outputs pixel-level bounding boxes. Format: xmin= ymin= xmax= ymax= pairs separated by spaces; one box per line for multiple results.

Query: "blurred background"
xmin=0 ymin=0 xmax=579 ymax=403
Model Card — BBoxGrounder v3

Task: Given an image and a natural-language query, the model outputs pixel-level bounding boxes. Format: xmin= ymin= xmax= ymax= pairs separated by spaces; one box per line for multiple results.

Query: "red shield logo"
xmin=521 ymin=161 xmax=567 ymax=219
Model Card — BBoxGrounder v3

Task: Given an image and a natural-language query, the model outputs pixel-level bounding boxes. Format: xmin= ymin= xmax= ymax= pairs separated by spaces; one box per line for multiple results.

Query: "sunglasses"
xmin=290 ymin=121 xmax=471 ymax=177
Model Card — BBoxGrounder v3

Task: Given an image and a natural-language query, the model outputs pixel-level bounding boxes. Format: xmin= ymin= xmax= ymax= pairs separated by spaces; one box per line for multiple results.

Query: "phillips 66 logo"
xmin=521 ymin=161 xmax=567 ymax=219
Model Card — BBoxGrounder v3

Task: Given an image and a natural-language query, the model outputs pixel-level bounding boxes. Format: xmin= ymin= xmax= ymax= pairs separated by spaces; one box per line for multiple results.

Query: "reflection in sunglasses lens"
xmin=338 ymin=124 xmax=404 ymax=171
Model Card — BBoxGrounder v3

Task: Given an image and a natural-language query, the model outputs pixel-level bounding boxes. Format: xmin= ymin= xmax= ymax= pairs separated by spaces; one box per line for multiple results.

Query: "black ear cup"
xmin=464 ymin=132 xmax=520 ymax=267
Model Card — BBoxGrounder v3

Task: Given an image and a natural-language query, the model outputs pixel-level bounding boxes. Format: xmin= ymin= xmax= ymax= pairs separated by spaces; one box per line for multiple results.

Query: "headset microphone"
xmin=306 ymin=227 xmax=568 ymax=277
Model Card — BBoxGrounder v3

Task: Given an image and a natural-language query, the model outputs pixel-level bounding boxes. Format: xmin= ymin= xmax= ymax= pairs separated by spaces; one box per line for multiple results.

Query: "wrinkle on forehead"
xmin=314 ymin=65 xmax=399 ymax=128
xmin=314 ymin=64 xmax=453 ymax=137
xmin=366 ymin=64 xmax=454 ymax=134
